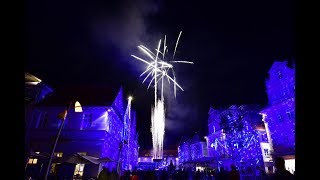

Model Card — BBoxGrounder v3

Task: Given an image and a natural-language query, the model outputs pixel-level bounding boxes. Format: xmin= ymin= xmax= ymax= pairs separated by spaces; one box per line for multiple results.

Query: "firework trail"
xmin=132 ymin=31 xmax=193 ymax=159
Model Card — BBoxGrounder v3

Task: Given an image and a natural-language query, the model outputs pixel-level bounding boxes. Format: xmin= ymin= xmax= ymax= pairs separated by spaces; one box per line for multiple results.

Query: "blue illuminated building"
xmin=178 ymin=135 xmax=208 ymax=165
xmin=177 ymin=60 xmax=295 ymax=175
xmin=25 ymin=85 xmax=139 ymax=179
xmin=259 ymin=60 xmax=295 ymax=174
xmin=25 ymin=72 xmax=54 ymax=164
xmin=137 ymin=149 xmax=179 ymax=170
xmin=205 ymin=105 xmax=265 ymax=172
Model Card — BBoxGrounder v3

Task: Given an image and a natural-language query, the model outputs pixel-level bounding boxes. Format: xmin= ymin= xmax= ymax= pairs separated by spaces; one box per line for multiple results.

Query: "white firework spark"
xmin=131 ymin=31 xmax=193 ymax=159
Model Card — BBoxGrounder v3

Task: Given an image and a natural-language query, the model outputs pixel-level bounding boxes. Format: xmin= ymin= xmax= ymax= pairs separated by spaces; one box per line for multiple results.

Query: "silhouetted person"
xmin=270 ymin=157 xmax=294 ymax=180
xmin=110 ymin=168 xmax=119 ymax=180
xmin=98 ymin=167 xmax=109 ymax=180
xmin=217 ymin=167 xmax=229 ymax=180
xmin=194 ymin=169 xmax=201 ymax=180
xmin=229 ymin=164 xmax=240 ymax=180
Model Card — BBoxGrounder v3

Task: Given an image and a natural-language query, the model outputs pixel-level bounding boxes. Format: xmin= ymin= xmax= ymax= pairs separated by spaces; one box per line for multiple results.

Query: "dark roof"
xmin=36 ymin=85 xmax=120 ymax=107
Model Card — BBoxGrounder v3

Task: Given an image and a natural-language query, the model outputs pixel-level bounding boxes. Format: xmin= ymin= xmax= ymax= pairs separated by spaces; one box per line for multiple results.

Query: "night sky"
xmin=25 ymin=0 xmax=295 ymax=150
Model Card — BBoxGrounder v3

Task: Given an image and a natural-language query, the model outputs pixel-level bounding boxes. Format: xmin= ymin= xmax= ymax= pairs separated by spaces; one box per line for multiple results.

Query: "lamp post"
xmin=44 ymin=100 xmax=82 ymax=180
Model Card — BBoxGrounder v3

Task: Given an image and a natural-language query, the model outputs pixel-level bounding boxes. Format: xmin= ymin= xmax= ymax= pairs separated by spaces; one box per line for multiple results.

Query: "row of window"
xmin=34 ymin=112 xmax=125 ymax=135
xmin=35 ymin=113 xmax=94 ymax=130
xmin=269 ymin=86 xmax=294 ymax=104
xmin=28 ymin=152 xmax=64 ymax=165
xmin=277 ymin=111 xmax=295 ymax=122
xmin=28 ymin=152 xmax=87 ymax=178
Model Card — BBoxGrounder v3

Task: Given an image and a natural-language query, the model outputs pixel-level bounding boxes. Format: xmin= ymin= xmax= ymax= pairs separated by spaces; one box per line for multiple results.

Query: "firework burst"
xmin=132 ymin=31 xmax=193 ymax=159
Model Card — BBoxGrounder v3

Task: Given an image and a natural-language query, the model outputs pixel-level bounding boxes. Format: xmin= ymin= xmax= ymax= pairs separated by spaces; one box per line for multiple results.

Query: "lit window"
xmin=28 ymin=158 xmax=38 ymax=164
xmin=54 ymin=152 xmax=63 ymax=157
xmin=74 ymin=163 xmax=85 ymax=178
xmin=50 ymin=163 xmax=60 ymax=174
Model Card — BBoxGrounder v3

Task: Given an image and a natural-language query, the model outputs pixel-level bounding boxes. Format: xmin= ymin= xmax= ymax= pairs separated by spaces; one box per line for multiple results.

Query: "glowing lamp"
xmin=74 ymin=101 xmax=83 ymax=112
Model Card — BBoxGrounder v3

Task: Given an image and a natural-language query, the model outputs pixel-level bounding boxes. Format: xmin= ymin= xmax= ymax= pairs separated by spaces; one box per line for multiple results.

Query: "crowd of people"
xmin=97 ymin=157 xmax=294 ymax=180
xmin=25 ymin=157 xmax=293 ymax=179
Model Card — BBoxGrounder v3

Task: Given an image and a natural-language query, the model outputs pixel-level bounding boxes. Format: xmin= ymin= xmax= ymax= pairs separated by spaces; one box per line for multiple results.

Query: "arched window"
xmin=277 ymin=70 xmax=282 ymax=79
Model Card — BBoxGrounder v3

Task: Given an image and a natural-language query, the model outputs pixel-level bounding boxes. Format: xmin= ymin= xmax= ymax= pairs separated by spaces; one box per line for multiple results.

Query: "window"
xmin=286 ymin=111 xmax=294 ymax=120
xmin=277 ymin=71 xmax=282 ymax=79
xmin=50 ymin=163 xmax=61 ymax=174
xmin=277 ymin=114 xmax=283 ymax=122
xmin=54 ymin=152 xmax=63 ymax=157
xmin=74 ymin=163 xmax=85 ymax=178
xmin=81 ymin=114 xmax=92 ymax=130
xmin=28 ymin=158 xmax=38 ymax=164
xmin=263 ymin=149 xmax=269 ymax=156
xmin=261 ymin=133 xmax=268 ymax=142
xmin=293 ymin=85 xmax=295 ymax=93
xmin=38 ymin=113 xmax=49 ymax=128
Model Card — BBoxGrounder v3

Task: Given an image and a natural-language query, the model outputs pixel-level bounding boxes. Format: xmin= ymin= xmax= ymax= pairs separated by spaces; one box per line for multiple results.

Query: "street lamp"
xmin=44 ymin=100 xmax=82 ymax=180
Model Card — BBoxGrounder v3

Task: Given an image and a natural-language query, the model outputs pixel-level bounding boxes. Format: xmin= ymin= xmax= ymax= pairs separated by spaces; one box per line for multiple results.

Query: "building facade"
xmin=25 ymin=85 xmax=139 ymax=179
xmin=259 ymin=61 xmax=295 ymax=174
xmin=137 ymin=149 xmax=179 ymax=170
xmin=25 ymin=72 xmax=53 ymax=165
xmin=178 ymin=135 xmax=208 ymax=166
xmin=205 ymin=105 xmax=266 ymax=173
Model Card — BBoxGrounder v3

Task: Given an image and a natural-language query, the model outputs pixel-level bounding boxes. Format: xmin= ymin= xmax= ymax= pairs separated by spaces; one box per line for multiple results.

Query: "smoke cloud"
xmin=162 ymin=77 xmax=198 ymax=135
xmin=91 ymin=0 xmax=160 ymax=56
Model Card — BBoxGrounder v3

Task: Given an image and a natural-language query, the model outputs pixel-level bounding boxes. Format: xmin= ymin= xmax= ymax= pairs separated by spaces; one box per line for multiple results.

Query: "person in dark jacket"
xmin=229 ymin=164 xmax=240 ymax=180
xmin=270 ymin=157 xmax=294 ymax=180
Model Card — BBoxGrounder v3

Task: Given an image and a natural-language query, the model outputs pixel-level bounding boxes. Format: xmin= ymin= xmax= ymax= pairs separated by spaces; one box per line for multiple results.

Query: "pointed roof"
xmin=269 ymin=60 xmax=286 ymax=68
xmin=268 ymin=61 xmax=292 ymax=72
